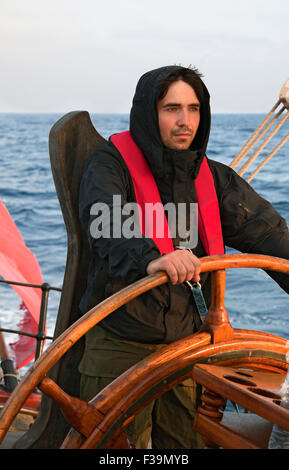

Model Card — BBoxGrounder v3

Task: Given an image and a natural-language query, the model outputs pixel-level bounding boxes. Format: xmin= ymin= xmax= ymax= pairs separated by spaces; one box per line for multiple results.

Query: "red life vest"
xmin=111 ymin=131 xmax=224 ymax=256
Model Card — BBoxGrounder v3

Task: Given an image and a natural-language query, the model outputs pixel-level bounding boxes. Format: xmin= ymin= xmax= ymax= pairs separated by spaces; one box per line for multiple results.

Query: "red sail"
xmin=0 ymin=200 xmax=43 ymax=369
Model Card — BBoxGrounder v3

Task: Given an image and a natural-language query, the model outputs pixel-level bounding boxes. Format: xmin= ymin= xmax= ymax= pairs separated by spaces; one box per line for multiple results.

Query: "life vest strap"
xmin=111 ymin=131 xmax=224 ymax=256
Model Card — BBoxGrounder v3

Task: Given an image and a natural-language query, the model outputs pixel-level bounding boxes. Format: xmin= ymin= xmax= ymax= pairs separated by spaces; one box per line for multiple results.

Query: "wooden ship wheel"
xmin=1 ymin=112 xmax=288 ymax=449
xmin=0 ymin=253 xmax=288 ymax=449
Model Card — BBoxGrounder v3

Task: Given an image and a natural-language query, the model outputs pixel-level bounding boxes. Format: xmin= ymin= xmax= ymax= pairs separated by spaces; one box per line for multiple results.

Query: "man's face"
xmin=157 ymin=80 xmax=200 ymax=150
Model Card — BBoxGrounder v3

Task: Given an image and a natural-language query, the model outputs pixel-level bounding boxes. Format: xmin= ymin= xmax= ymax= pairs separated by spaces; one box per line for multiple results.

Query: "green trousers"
xmin=79 ymin=325 xmax=203 ymax=449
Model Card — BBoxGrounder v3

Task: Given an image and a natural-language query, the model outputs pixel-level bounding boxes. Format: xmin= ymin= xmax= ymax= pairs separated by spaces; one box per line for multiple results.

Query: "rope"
xmin=230 ymin=100 xmax=282 ymax=170
xmin=3 ymin=372 xmax=20 ymax=380
xmin=0 ymin=366 xmax=20 ymax=382
xmin=230 ymin=79 xmax=289 ymax=181
xmin=246 ymin=131 xmax=289 ymax=183
xmin=238 ymin=111 xmax=289 ymax=177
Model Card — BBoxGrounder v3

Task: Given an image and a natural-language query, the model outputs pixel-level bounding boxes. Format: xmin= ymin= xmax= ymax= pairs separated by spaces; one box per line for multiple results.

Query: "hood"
xmin=129 ymin=65 xmax=211 ymax=179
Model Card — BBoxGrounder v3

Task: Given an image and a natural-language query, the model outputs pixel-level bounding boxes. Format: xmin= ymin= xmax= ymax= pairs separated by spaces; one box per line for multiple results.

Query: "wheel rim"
xmin=64 ymin=330 xmax=289 ymax=449
xmin=0 ymin=253 xmax=289 ymax=445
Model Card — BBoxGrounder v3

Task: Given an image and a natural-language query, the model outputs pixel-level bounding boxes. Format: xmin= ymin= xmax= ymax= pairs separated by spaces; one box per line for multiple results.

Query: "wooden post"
xmin=200 ymin=270 xmax=234 ymax=343
xmin=194 ymin=389 xmax=226 ymax=448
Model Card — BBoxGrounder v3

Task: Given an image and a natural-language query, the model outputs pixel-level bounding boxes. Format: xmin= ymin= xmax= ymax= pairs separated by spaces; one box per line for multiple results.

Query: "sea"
xmin=0 ymin=112 xmax=289 ymax=374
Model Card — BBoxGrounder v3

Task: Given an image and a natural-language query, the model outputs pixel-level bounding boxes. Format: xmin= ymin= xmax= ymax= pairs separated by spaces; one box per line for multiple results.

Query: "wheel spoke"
xmin=38 ymin=377 xmax=104 ymax=437
xmin=200 ymin=269 xmax=234 ymax=343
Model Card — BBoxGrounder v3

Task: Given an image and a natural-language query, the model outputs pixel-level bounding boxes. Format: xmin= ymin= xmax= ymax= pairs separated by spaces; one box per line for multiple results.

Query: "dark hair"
xmin=157 ymin=66 xmax=204 ymax=103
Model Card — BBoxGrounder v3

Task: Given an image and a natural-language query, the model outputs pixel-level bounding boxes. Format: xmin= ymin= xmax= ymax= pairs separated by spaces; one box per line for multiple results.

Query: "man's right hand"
xmin=146 ymin=250 xmax=201 ymax=284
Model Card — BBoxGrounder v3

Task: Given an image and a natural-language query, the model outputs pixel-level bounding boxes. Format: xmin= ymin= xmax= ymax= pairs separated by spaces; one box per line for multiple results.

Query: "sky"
xmin=0 ymin=0 xmax=288 ymax=114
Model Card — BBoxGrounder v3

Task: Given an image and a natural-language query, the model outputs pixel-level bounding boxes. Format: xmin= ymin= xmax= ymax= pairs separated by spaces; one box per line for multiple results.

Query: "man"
xmin=78 ymin=65 xmax=289 ymax=448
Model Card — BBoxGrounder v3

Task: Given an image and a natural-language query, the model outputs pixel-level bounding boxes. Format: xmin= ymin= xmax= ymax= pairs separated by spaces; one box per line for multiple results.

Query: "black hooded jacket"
xmin=79 ymin=65 xmax=289 ymax=345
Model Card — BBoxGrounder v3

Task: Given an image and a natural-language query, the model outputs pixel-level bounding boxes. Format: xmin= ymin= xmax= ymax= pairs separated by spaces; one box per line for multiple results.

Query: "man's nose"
xmin=176 ymin=109 xmax=190 ymax=127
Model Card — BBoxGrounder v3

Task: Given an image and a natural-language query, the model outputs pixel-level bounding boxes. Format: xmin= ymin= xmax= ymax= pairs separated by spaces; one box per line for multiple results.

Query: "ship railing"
xmin=0 ymin=279 xmax=61 ymax=363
